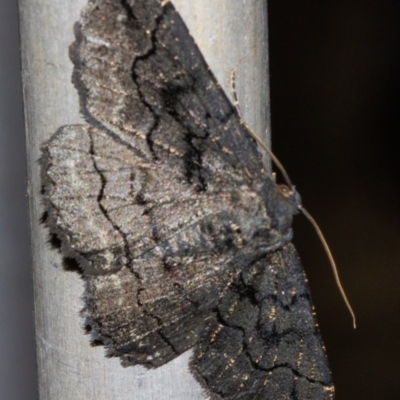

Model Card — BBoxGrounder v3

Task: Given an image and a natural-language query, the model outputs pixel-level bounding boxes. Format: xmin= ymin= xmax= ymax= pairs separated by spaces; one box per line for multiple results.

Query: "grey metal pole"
xmin=19 ymin=0 xmax=269 ymax=398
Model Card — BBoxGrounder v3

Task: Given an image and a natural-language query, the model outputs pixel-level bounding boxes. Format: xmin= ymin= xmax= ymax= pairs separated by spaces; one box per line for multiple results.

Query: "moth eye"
xmin=278 ymin=184 xmax=291 ymax=198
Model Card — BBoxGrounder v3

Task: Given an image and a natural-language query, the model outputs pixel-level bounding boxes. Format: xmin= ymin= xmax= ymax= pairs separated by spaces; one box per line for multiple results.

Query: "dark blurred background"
xmin=269 ymin=1 xmax=400 ymax=400
xmin=1 ymin=1 xmax=399 ymax=399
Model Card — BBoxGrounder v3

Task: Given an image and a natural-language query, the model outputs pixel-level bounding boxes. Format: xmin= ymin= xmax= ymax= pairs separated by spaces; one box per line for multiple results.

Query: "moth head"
xmin=278 ymin=184 xmax=302 ymax=211
xmin=263 ymin=180 xmax=302 ymax=234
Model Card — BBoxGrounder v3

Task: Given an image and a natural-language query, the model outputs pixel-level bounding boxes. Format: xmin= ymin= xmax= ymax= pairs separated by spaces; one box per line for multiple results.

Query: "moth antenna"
xmin=230 ymin=70 xmax=293 ymax=188
xmin=231 ymin=69 xmax=292 ymax=188
xmin=248 ymin=129 xmax=294 ymax=189
xmin=230 ymin=70 xmax=356 ymax=328
xmin=299 ymin=206 xmax=357 ymax=329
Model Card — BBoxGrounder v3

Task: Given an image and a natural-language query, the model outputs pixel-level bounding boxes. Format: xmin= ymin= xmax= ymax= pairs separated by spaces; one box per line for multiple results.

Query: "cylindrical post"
xmin=19 ymin=0 xmax=269 ymax=398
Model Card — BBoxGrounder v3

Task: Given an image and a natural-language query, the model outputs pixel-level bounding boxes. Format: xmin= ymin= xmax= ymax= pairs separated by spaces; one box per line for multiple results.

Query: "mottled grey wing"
xmin=72 ymin=0 xmax=265 ymax=183
xmin=42 ymin=122 xmax=268 ymax=368
xmin=42 ymin=0 xmax=281 ymax=369
xmin=41 ymin=0 xmax=334 ymax=396
xmin=191 ymin=243 xmax=334 ymax=400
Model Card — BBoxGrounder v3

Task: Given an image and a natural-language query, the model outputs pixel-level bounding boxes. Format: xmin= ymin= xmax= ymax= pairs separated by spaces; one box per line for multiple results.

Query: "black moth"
xmin=41 ymin=0 xmax=334 ymax=399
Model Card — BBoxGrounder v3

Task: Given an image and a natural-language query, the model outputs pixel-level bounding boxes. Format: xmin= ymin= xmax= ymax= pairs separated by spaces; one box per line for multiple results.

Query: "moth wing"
xmin=191 ymin=243 xmax=334 ymax=400
xmin=42 ymin=0 xmax=323 ymax=381
xmin=41 ymin=0 xmax=282 ymax=368
xmin=72 ymin=0 xmax=266 ymax=183
xmin=42 ymin=121 xmax=269 ymax=367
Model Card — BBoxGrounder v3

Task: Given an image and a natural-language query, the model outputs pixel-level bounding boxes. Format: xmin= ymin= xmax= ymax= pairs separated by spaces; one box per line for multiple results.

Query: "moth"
xmin=41 ymin=0 xmax=334 ymax=398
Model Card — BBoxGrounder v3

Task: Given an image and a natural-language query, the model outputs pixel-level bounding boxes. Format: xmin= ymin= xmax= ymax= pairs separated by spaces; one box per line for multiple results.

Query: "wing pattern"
xmin=41 ymin=0 xmax=334 ymax=398
xmin=192 ymin=244 xmax=334 ymax=399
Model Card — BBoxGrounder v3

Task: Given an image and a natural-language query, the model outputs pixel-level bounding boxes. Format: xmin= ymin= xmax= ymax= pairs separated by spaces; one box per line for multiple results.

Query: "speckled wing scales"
xmin=191 ymin=243 xmax=334 ymax=399
xmin=41 ymin=0 xmax=334 ymax=398
xmin=42 ymin=121 xmax=269 ymax=367
xmin=71 ymin=0 xmax=265 ymax=184
xmin=42 ymin=0 xmax=278 ymax=368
